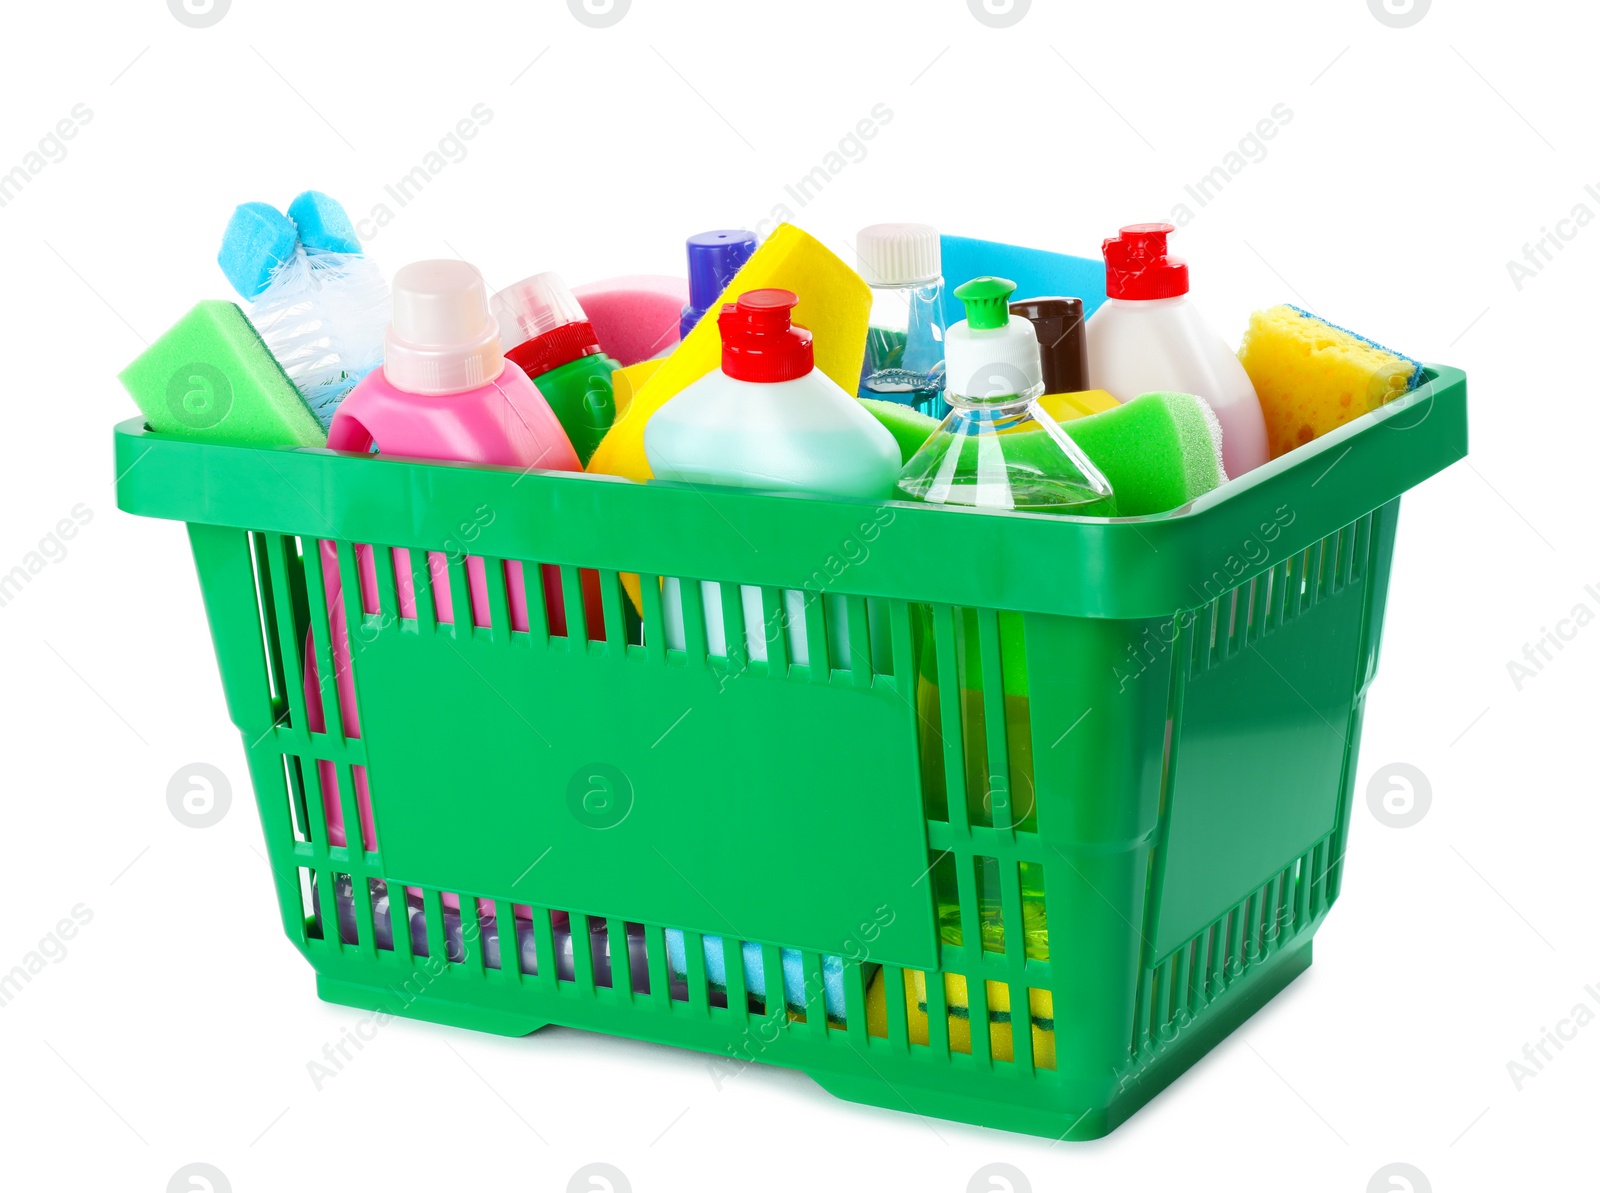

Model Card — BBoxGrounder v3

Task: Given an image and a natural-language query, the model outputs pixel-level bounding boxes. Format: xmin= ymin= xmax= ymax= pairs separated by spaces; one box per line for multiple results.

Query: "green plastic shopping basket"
xmin=113 ymin=365 xmax=1467 ymax=1140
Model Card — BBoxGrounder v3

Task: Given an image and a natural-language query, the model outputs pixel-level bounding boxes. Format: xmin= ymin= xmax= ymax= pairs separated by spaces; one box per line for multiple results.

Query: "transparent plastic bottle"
xmin=856 ymin=223 xmax=948 ymax=417
xmin=895 ymin=276 xmax=1112 ymax=513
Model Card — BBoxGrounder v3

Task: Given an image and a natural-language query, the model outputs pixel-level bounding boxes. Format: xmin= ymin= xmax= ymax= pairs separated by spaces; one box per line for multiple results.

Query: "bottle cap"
xmin=384 ymin=259 xmax=505 ymax=396
xmin=1009 ymin=296 xmax=1087 ymax=393
xmin=490 ymin=272 xmax=602 ymax=378
xmin=683 ymin=230 xmax=758 ymax=337
xmin=856 ymin=223 xmax=942 ymax=286
xmin=717 ymin=289 xmax=814 ymax=383
xmin=944 ymin=276 xmax=1044 ymax=401
xmin=954 ymin=276 xmax=1018 ymax=329
xmin=1102 ymin=223 xmax=1190 ymax=300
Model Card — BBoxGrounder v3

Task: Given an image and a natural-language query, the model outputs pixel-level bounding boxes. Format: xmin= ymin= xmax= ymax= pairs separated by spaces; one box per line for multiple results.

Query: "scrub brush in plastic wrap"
xmin=217 ymin=191 xmax=389 ymax=431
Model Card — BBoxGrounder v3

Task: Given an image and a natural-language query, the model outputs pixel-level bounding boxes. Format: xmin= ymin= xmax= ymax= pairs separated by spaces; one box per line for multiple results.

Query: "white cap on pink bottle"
xmin=383 ymin=259 xmax=505 ymax=395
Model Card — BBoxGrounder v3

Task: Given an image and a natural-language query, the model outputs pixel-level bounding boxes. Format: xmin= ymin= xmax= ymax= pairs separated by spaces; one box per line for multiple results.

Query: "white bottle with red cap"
xmin=645 ymin=288 xmax=900 ymax=667
xmin=1086 ymin=223 xmax=1268 ymax=477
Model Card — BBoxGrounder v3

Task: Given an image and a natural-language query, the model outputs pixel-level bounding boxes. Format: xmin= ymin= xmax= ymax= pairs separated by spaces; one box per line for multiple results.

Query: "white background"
xmin=1 ymin=0 xmax=1593 ymax=1190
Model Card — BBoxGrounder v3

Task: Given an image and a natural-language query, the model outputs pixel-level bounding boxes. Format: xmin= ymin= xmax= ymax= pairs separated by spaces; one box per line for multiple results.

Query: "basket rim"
xmin=114 ymin=365 xmax=1467 ymax=620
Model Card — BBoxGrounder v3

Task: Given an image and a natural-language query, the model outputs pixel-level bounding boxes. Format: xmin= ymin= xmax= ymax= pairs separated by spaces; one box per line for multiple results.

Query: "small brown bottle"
xmin=1009 ymin=296 xmax=1087 ymax=396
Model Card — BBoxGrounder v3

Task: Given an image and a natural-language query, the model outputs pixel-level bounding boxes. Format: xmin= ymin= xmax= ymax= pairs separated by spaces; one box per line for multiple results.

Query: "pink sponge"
xmin=572 ymin=274 xmax=688 ymax=366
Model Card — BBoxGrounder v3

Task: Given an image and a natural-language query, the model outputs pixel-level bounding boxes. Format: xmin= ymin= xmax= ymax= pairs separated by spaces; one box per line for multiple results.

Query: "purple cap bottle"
xmin=681 ymin=229 xmax=757 ymax=340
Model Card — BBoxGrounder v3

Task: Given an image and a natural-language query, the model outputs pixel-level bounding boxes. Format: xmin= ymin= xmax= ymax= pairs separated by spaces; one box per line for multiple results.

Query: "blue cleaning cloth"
xmin=941 ymin=235 xmax=1108 ymax=318
xmin=218 ymin=201 xmax=300 ymax=299
xmin=287 ymin=190 xmax=363 ymax=256
xmin=664 ymin=929 xmax=847 ymax=1021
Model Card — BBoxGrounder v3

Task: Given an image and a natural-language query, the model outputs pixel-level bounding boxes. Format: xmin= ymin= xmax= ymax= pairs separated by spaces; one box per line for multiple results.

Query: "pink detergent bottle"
xmin=305 ymin=259 xmax=585 ymax=851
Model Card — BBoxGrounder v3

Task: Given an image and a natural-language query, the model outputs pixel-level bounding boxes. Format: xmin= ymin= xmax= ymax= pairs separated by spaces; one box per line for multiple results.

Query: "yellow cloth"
xmin=607 ymin=359 xmax=666 ymax=424
xmin=865 ymin=968 xmax=1055 ymax=1069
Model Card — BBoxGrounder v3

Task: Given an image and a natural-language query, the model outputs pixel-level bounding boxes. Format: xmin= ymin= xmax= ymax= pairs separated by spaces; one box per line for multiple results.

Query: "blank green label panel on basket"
xmin=354 ymin=624 xmax=940 ymax=970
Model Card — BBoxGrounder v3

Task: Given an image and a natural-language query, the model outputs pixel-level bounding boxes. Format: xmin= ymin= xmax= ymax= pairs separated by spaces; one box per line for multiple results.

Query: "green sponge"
xmin=119 ymin=299 xmax=326 ymax=447
xmin=859 ymin=397 xmax=938 ymax=464
xmin=1063 ymin=391 xmax=1227 ymax=516
xmin=863 ymin=391 xmax=1225 ymax=517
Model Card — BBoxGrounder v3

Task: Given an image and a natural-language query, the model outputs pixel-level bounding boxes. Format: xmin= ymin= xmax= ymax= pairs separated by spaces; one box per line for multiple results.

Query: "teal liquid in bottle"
xmin=857 ymin=224 xmax=949 ymax=417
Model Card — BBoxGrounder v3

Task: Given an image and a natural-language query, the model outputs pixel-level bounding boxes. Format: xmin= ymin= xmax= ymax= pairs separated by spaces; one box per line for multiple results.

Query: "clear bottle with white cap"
xmin=856 ymin=222 xmax=949 ymax=416
xmin=895 ymin=276 xmax=1113 ymax=513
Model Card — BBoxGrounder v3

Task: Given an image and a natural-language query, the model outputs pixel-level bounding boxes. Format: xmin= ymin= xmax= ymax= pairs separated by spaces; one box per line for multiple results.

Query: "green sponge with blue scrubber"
xmin=1239 ymin=304 xmax=1424 ymax=458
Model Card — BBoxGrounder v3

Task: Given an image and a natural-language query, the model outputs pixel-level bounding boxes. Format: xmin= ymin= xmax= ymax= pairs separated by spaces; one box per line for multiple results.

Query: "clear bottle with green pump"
xmin=895 ymin=276 xmax=1112 ymax=513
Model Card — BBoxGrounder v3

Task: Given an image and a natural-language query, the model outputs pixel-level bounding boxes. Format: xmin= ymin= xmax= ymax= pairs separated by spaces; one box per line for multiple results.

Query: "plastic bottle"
xmin=1008 ymin=296 xmax=1086 ymax=395
xmin=491 ymin=272 xmax=621 ymax=466
xmin=856 ymin=223 xmax=948 ymax=416
xmin=680 ymin=229 xmax=758 ymax=341
xmin=1085 ymin=223 xmax=1269 ymax=477
xmin=897 ymin=280 xmax=1098 ymax=940
xmin=644 ymin=288 xmax=901 ymax=668
xmin=307 ymin=260 xmax=590 ymax=850
xmin=895 ymin=277 xmax=1112 ymax=512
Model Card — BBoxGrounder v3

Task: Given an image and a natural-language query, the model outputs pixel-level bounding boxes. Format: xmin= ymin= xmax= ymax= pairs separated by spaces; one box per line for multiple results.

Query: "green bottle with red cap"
xmin=491 ymin=272 xmax=621 ymax=465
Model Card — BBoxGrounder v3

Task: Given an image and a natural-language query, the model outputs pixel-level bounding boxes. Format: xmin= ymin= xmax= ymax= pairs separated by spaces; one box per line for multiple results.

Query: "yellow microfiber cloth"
xmin=607 ymin=359 xmax=667 ymax=424
xmin=1239 ymin=304 xmax=1423 ymax=459
xmin=865 ymin=968 xmax=1056 ymax=1069
xmin=586 ymin=223 xmax=871 ymax=482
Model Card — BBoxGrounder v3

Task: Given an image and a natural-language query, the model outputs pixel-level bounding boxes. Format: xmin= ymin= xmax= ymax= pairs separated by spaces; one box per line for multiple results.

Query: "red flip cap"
xmin=718 ymin=289 xmax=814 ymax=383
xmin=1102 ymin=222 xmax=1190 ymax=300
xmin=507 ymin=319 xmax=602 ymax=379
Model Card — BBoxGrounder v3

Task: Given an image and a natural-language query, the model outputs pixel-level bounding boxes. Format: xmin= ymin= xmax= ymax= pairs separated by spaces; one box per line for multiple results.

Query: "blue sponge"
xmin=287 ymin=190 xmax=362 ymax=255
xmin=218 ymin=202 xmax=299 ymax=300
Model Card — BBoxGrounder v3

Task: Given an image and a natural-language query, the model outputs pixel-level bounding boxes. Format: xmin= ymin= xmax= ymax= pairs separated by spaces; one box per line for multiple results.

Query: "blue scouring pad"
xmin=218 ymin=201 xmax=298 ymax=300
xmin=287 ymin=190 xmax=362 ymax=255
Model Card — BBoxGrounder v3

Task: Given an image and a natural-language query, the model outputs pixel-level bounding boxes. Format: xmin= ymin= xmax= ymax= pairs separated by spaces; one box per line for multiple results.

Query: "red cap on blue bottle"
xmin=1102 ymin=223 xmax=1190 ymax=300
xmin=718 ymin=289 xmax=814 ymax=383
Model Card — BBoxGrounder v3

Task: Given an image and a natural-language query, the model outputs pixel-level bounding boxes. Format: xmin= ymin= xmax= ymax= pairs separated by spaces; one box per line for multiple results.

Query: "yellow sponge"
xmin=1037 ymin=388 xmax=1119 ymax=423
xmin=1239 ymin=304 xmax=1422 ymax=459
xmin=865 ymin=968 xmax=1056 ymax=1069
xmin=585 ymin=223 xmax=871 ymax=482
